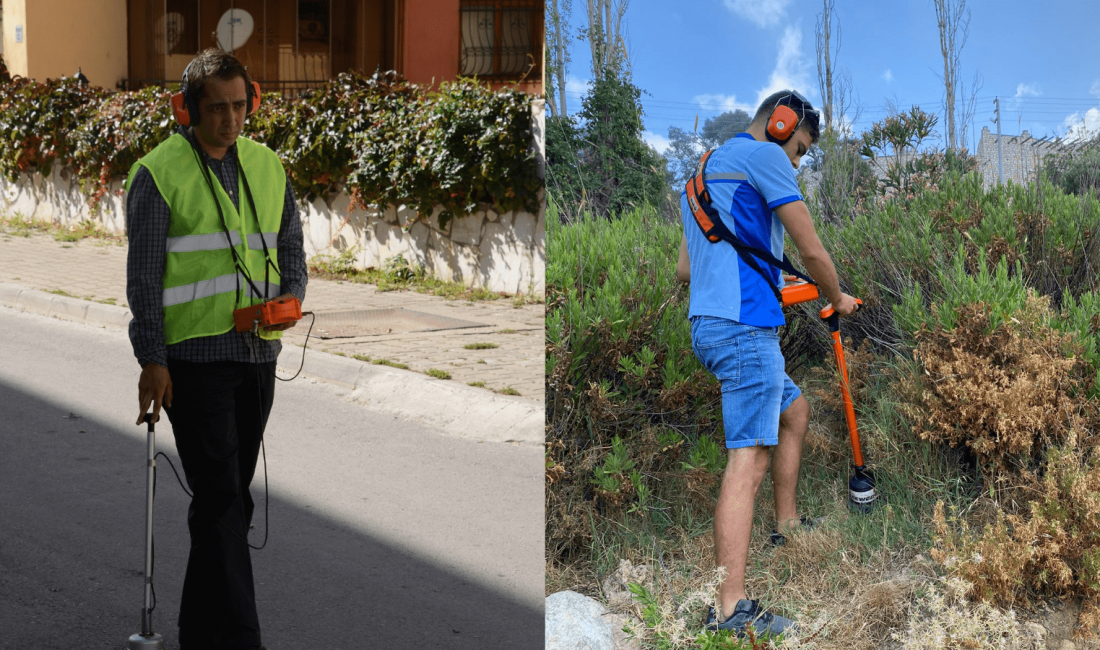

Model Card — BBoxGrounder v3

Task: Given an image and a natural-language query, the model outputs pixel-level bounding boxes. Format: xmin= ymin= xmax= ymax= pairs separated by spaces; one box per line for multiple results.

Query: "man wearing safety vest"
xmin=125 ymin=48 xmax=306 ymax=650
xmin=676 ymin=90 xmax=858 ymax=637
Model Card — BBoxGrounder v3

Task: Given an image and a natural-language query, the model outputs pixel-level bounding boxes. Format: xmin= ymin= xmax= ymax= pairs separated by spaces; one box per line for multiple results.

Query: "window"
xmin=460 ymin=1 xmax=541 ymax=79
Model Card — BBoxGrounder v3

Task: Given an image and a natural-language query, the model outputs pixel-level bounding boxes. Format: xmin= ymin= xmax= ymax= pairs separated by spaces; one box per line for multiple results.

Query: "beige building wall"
xmin=3 ymin=0 xmax=29 ymax=77
xmin=6 ymin=0 xmax=128 ymax=88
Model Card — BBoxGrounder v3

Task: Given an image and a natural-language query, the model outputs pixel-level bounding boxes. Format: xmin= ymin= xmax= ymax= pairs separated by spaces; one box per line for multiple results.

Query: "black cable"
xmin=276 ymin=312 xmax=315 ymax=382
xmin=237 ymin=157 xmax=283 ymax=284
xmin=155 ymin=443 xmax=269 ymax=551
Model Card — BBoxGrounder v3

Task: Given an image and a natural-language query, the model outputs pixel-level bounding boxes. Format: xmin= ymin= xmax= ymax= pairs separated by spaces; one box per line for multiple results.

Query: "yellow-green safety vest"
xmin=126 ymin=133 xmax=287 ymax=345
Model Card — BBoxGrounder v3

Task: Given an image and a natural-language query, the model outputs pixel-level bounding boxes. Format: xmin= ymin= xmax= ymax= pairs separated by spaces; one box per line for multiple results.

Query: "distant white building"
xmin=975 ymin=126 xmax=1062 ymax=189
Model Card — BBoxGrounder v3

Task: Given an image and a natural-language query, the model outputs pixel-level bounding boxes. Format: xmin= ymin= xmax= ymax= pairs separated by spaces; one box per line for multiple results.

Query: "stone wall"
xmin=976 ymin=126 xmax=1061 ymax=190
xmin=0 ymin=166 xmax=545 ymax=295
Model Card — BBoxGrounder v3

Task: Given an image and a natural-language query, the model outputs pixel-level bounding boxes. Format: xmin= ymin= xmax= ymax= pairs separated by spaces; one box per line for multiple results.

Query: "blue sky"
xmin=556 ymin=0 xmax=1100 ymax=155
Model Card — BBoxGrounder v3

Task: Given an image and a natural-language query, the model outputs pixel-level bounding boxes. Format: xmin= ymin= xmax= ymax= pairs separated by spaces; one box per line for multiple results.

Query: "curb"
xmin=0 ymin=282 xmax=543 ymax=445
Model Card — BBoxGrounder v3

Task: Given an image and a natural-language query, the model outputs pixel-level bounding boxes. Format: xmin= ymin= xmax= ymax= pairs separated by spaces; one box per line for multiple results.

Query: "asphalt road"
xmin=0 ymin=307 xmax=543 ymax=649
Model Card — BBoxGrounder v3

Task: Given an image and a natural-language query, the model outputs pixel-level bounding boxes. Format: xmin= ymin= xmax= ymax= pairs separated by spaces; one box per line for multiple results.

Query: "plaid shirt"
xmin=125 ymin=128 xmax=308 ymax=368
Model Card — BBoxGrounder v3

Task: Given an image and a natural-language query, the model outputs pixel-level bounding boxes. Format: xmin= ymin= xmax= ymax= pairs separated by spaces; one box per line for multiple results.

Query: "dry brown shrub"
xmin=905 ymin=296 xmax=1092 ymax=479
xmin=932 ymin=445 xmax=1100 ymax=638
xmin=910 ymin=295 xmax=1100 ymax=637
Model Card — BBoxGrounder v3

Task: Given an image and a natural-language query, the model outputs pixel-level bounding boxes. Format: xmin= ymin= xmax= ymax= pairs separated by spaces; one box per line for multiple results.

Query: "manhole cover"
xmin=307 ymin=308 xmax=486 ymax=339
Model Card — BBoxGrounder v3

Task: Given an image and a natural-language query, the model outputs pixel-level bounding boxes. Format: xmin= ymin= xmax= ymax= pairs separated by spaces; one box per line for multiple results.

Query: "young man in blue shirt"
xmin=676 ymin=90 xmax=858 ymax=636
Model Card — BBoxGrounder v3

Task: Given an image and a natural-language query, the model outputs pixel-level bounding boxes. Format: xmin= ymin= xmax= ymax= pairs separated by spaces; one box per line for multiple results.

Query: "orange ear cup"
xmin=170 ymin=92 xmax=192 ymax=126
xmin=249 ymin=80 xmax=262 ymax=114
xmin=767 ymin=105 xmax=799 ymax=142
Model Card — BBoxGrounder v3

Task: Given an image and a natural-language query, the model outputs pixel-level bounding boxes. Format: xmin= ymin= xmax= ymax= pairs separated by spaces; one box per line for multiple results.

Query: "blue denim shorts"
xmin=690 ymin=316 xmax=801 ymax=449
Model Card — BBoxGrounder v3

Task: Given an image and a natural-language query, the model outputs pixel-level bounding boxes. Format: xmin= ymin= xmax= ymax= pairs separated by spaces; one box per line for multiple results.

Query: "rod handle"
xmin=820 ymin=299 xmax=862 ymax=332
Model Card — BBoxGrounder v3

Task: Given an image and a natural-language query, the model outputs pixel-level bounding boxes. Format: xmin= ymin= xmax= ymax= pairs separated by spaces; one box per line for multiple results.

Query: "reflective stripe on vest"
xmin=247 ymin=231 xmax=279 ymax=252
xmin=163 ymin=275 xmax=281 ymax=308
xmin=166 ymin=231 xmax=242 ymax=253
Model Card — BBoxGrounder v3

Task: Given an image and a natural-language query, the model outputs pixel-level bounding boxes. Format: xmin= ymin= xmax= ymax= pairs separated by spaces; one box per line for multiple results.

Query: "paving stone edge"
xmin=0 ymin=282 xmax=543 ymax=446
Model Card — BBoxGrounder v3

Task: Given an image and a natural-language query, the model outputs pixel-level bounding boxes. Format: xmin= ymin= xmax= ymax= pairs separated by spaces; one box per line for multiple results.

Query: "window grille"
xmin=460 ymin=1 xmax=542 ymax=79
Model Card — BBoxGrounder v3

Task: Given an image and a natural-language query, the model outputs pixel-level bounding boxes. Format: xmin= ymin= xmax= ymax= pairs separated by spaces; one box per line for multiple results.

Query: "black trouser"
xmin=164 ymin=359 xmax=276 ymax=650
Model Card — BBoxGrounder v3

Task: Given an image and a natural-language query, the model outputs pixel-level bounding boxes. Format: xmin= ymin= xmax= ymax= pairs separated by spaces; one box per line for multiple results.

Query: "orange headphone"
xmin=766 ymin=104 xmax=801 ymax=144
xmin=170 ymin=61 xmax=262 ymax=127
xmin=765 ymin=91 xmax=817 ymax=145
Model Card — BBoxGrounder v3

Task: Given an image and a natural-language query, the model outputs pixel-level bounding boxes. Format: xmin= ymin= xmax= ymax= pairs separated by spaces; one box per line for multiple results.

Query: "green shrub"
xmin=0 ymin=76 xmax=107 ymax=182
xmin=71 ymin=86 xmax=175 ymax=205
xmin=1043 ymin=133 xmax=1100 ymax=197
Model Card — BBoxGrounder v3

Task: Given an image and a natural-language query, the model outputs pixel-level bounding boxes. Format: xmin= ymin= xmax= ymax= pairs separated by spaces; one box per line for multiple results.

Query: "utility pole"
xmin=993 ymin=97 xmax=1003 ymax=185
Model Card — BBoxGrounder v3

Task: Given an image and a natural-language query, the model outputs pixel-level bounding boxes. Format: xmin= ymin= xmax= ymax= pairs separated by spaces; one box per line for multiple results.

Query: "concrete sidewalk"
xmin=0 ymin=231 xmax=544 ymax=444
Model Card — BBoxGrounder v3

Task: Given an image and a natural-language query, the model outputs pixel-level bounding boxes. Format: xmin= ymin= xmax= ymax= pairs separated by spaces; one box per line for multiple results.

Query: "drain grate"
xmin=307 ymin=308 xmax=487 ymax=339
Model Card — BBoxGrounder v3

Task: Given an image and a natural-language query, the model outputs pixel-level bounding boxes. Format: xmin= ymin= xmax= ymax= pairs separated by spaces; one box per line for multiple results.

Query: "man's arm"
xmin=676 ymin=235 xmax=690 ymax=283
xmin=125 ymin=166 xmax=173 ymax=422
xmin=773 ymin=200 xmax=857 ymax=315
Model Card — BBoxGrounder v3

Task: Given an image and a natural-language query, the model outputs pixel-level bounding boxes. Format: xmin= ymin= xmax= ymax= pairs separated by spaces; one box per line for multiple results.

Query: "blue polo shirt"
xmin=681 ymin=133 xmax=803 ymax=327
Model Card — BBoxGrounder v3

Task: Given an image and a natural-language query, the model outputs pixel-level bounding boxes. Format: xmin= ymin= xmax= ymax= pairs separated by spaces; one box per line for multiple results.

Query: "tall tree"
xmin=934 ymin=0 xmax=970 ymax=152
xmin=547 ymin=72 xmax=667 ymax=220
xmin=584 ymin=0 xmax=629 ymax=80
xmin=814 ymin=0 xmax=839 ymax=133
xmin=546 ymin=0 xmax=572 ymax=118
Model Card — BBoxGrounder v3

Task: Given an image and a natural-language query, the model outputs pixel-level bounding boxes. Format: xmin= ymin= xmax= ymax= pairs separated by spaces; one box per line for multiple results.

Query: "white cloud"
xmin=754 ymin=26 xmax=813 ymax=107
xmin=883 ymin=69 xmax=893 ymax=83
xmin=643 ymin=130 xmax=671 ymax=155
xmin=1014 ymin=83 xmax=1040 ymax=98
xmin=1091 ymin=79 xmax=1100 ymax=98
xmin=692 ymin=93 xmax=754 ymax=114
xmin=1009 ymin=82 xmax=1041 ymax=112
xmin=565 ymin=75 xmax=590 ymax=98
xmin=723 ymin=0 xmax=791 ymax=28
xmin=1063 ymin=108 xmax=1100 ymax=142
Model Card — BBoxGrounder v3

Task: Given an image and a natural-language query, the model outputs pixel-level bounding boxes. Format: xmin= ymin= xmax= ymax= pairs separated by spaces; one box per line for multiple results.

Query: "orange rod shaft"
xmin=831 ymin=331 xmax=865 ymax=468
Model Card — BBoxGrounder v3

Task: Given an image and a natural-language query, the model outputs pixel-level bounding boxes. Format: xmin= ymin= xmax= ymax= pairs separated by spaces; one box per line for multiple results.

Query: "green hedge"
xmin=0 ymin=69 xmax=541 ymax=229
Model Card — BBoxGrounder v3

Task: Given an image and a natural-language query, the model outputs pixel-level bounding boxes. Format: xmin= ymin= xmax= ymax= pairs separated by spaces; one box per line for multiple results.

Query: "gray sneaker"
xmin=704 ymin=599 xmax=797 ymax=637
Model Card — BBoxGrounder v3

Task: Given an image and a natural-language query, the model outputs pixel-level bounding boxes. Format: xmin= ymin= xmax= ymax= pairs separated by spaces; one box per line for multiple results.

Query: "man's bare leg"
xmin=714 ymin=445 xmax=770 ymax=620
xmin=772 ymin=395 xmax=810 ymax=532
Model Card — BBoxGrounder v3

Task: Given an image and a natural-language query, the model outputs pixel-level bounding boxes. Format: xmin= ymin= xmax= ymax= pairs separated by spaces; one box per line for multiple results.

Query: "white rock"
xmin=545 ymin=591 xmax=640 ymax=650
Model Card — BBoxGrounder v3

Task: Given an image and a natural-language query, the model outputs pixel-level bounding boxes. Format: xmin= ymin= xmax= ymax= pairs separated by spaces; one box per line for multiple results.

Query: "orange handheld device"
xmin=780 ymin=275 xmax=820 ymax=308
xmin=233 ymin=296 xmax=302 ymax=333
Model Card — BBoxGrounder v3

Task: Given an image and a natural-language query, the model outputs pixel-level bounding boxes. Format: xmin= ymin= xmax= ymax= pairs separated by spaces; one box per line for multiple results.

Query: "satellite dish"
xmin=215 ymin=9 xmax=254 ymax=52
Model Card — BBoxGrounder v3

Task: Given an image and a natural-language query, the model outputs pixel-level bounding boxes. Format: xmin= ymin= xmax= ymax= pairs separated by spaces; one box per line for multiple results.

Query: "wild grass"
xmin=371 ymin=358 xmax=409 ymax=370
xmin=0 ymin=212 xmax=124 ymax=244
xmin=309 ymin=248 xmax=536 ymax=302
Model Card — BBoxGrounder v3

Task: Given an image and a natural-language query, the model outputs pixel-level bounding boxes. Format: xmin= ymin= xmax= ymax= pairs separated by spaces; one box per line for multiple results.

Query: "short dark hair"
xmin=184 ymin=48 xmax=252 ymax=101
xmin=751 ymin=90 xmax=820 ymax=143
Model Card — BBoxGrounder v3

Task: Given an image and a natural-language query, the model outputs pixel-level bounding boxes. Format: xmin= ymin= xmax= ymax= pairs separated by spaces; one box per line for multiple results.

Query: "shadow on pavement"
xmin=0 ymin=378 xmax=543 ymax=649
